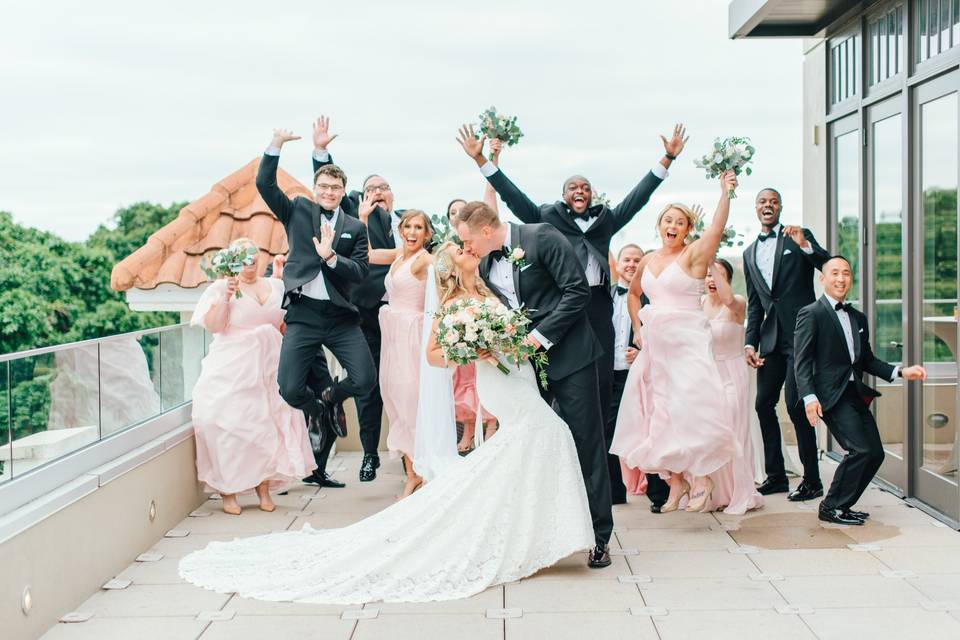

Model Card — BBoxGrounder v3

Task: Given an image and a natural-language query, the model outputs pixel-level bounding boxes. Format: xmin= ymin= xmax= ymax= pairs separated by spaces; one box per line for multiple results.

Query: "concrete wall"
xmin=0 ymin=436 xmax=206 ymax=640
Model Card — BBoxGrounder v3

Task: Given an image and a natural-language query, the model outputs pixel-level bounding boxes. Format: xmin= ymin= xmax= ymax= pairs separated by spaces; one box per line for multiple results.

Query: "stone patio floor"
xmin=42 ymin=452 xmax=960 ymax=639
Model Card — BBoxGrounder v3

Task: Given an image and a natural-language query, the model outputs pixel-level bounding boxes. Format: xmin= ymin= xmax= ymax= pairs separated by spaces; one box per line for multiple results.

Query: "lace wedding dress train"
xmin=179 ymin=358 xmax=594 ymax=604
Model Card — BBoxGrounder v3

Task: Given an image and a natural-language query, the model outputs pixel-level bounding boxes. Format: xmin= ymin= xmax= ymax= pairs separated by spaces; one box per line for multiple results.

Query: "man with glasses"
xmin=310 ymin=116 xmax=400 ymax=482
xmin=256 ymin=127 xmax=377 ymax=482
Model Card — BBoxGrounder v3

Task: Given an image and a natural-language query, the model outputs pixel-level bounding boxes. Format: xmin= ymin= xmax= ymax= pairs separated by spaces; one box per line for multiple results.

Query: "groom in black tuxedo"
xmin=742 ymin=188 xmax=830 ymax=501
xmin=794 ymin=256 xmax=926 ymax=524
xmin=456 ymin=201 xmax=613 ymax=569
xmin=459 ymin=124 xmax=687 ymax=442
xmin=308 ymin=116 xmax=401 ymax=482
xmin=256 ymin=128 xmax=377 ymax=462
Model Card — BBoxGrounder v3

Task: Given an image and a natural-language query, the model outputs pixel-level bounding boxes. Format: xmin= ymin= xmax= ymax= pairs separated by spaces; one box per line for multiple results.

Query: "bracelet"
xmin=664 ymin=153 xmax=677 ymax=161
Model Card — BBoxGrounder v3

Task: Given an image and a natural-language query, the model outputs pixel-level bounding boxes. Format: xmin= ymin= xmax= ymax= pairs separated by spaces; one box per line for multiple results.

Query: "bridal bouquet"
xmin=200 ymin=245 xmax=258 ymax=298
xmin=693 ymin=136 xmax=755 ymax=199
xmin=691 ymin=218 xmax=744 ymax=249
xmin=591 ymin=191 xmax=611 ymax=208
xmin=435 ymin=298 xmax=549 ymax=387
xmin=476 ymin=106 xmax=523 ymax=160
xmin=430 ymin=213 xmax=461 ymax=247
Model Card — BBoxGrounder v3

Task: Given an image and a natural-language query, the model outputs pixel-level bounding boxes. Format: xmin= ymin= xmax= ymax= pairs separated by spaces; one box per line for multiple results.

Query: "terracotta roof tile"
xmin=111 ymin=158 xmax=311 ymax=291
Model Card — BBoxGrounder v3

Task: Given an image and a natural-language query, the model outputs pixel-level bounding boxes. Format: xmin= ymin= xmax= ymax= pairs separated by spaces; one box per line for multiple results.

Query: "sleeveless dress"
xmin=380 ymin=251 xmax=427 ymax=459
xmin=179 ymin=358 xmax=594 ymax=604
xmin=453 ymin=364 xmax=495 ymax=424
xmin=190 ymin=278 xmax=316 ymax=494
xmin=708 ymin=305 xmax=763 ymax=514
xmin=610 ymin=260 xmax=737 ymax=479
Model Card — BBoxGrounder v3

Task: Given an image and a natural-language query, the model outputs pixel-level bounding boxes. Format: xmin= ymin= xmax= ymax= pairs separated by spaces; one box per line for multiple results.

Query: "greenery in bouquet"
xmin=693 ymin=136 xmax=755 ymax=199
xmin=591 ymin=192 xmax=611 ymax=208
xmin=476 ymin=106 xmax=523 ymax=160
xmin=691 ymin=217 xmax=744 ymax=249
xmin=430 ymin=213 xmax=462 ymax=248
xmin=200 ymin=244 xmax=258 ymax=298
xmin=434 ymin=298 xmax=549 ymax=388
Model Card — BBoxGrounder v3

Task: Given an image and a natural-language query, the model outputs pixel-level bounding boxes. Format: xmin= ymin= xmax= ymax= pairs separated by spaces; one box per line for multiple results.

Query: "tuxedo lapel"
xmin=819 ymin=296 xmax=851 ymax=362
xmin=330 ymin=210 xmax=346 ymax=252
xmin=310 ymin=204 xmax=322 ymax=241
xmin=510 ymin=223 xmax=522 ymax=298
xmin=745 ymin=241 xmax=773 ymax=298
xmin=849 ymin=309 xmax=862 ymax=362
xmin=770 ymin=229 xmax=786 ymax=292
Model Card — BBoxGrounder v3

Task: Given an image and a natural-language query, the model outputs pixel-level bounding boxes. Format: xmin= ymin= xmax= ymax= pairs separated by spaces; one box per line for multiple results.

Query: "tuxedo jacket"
xmin=742 ymin=227 xmax=829 ymax=354
xmin=486 ymin=167 xmax=663 ymax=290
xmin=479 ymin=223 xmax=602 ymax=380
xmin=794 ymin=296 xmax=896 ymax=412
xmin=313 ymin=154 xmax=397 ymax=309
xmin=256 ymin=154 xmax=369 ymax=312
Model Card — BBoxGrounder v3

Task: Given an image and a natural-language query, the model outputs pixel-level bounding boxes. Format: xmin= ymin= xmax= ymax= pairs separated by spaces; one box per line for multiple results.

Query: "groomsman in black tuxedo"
xmin=462 ymin=123 xmax=687 ymax=443
xmin=455 ymin=198 xmax=613 ymax=569
xmin=742 ymin=188 xmax=830 ymax=501
xmin=794 ymin=256 xmax=926 ymax=524
xmin=608 ymin=244 xmax=671 ymax=511
xmin=256 ymin=128 xmax=377 ymax=468
xmin=309 ymin=116 xmax=399 ymax=482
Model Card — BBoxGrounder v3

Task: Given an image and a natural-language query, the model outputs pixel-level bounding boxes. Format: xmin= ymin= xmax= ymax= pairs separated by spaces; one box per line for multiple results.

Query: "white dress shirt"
xmin=479 ymin=161 xmax=668 ymax=287
xmin=612 ymin=281 xmax=633 ymax=370
xmin=490 ymin=223 xmax=552 ymax=349
xmin=803 ymin=294 xmax=899 ymax=406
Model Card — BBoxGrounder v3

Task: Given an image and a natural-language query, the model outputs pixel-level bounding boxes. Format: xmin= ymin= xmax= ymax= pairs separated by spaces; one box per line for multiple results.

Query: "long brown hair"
xmin=433 ymin=240 xmax=492 ymax=306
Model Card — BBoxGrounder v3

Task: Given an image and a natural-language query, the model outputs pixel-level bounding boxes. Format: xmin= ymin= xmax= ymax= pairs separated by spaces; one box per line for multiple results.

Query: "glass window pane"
xmin=954 ymin=0 xmax=959 ymax=46
xmin=871 ymin=22 xmax=879 ymax=85
xmin=920 ymin=0 xmax=929 ymax=62
xmin=942 ymin=0 xmax=952 ymax=46
xmin=897 ymin=6 xmax=904 ymax=74
xmin=872 ymin=114 xmax=905 ymax=461
xmin=931 ymin=0 xmax=941 ymax=55
xmin=920 ymin=91 xmax=959 ymax=482
xmin=836 ymin=130 xmax=861 ymax=304
xmin=0 ymin=364 xmax=9 ymax=484
xmin=880 ymin=16 xmax=888 ymax=81
xmin=99 ymin=337 xmax=162 ymax=437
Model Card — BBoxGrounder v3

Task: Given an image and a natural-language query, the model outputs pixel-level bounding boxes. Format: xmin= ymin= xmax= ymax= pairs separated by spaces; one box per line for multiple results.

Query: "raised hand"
xmin=457 ymin=124 xmax=486 ymax=163
xmin=358 ymin=193 xmax=377 ymax=225
xmin=270 ymin=128 xmax=301 ymax=148
xmin=660 ymin=123 xmax=688 ymax=158
xmin=271 ymin=254 xmax=286 ymax=279
xmin=720 ymin=170 xmax=738 ymax=195
xmin=312 ymin=115 xmax=338 ymax=150
xmin=313 ymin=224 xmax=335 ymax=260
xmin=223 ymin=276 xmax=239 ymax=300
xmin=489 ymin=138 xmax=504 ymax=165
xmin=783 ymin=225 xmax=809 ymax=249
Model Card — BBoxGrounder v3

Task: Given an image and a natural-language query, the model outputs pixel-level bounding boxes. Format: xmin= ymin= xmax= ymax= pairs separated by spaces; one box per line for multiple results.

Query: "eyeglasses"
xmin=364 ymin=184 xmax=391 ymax=194
xmin=315 ymin=183 xmax=345 ymax=193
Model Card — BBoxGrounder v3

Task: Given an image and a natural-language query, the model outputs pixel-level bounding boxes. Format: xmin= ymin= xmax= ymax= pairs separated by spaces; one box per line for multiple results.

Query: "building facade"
xmin=732 ymin=0 xmax=960 ymax=525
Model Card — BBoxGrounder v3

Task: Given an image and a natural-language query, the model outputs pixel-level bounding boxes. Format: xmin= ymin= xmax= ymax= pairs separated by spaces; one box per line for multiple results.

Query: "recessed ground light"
xmin=148 ymin=500 xmax=157 ymax=523
xmin=21 ymin=586 xmax=32 ymax=615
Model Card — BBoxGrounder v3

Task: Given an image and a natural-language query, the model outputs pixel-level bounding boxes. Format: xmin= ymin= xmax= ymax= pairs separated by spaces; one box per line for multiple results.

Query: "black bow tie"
xmin=615 ymin=286 xmax=628 ymax=296
xmin=757 ymin=231 xmax=775 ymax=242
xmin=320 ymin=208 xmax=335 ymax=221
xmin=490 ymin=245 xmax=509 ymax=261
xmin=572 ymin=209 xmax=599 ymax=222
xmin=834 ymin=301 xmax=852 ymax=312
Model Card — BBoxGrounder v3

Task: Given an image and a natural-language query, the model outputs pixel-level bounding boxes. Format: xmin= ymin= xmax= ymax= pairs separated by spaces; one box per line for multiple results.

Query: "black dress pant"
xmin=821 ymin=383 xmax=885 ymax=511
xmin=587 ymin=286 xmax=615 ymax=437
xmin=304 ymin=353 xmax=336 ymax=477
xmin=545 ymin=361 xmax=614 ymax=546
xmin=355 ymin=303 xmax=387 ymax=456
xmin=278 ymin=297 xmax=376 ymax=414
xmin=755 ymin=347 xmax=821 ymax=485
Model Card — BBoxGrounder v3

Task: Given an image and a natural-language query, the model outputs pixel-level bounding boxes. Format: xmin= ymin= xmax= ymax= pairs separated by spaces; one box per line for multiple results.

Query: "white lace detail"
xmin=179 ymin=359 xmax=594 ymax=604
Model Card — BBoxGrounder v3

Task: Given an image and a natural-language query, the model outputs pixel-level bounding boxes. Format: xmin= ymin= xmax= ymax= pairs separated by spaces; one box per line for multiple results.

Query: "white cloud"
xmin=0 ymin=0 xmax=802 ymax=252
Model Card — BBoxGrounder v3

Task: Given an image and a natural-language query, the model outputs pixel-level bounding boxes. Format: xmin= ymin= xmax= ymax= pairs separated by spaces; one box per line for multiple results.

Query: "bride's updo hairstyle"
xmin=433 ymin=240 xmax=492 ymax=305
xmin=655 ymin=203 xmax=700 ymax=244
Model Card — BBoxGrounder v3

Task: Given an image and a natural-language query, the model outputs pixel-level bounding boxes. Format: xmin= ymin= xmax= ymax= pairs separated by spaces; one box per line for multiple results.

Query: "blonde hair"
xmin=655 ymin=203 xmax=700 ymax=244
xmin=433 ymin=240 xmax=492 ymax=305
xmin=398 ymin=209 xmax=434 ymax=244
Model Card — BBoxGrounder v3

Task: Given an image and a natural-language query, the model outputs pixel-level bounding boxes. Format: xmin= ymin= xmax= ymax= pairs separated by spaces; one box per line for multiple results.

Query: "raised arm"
xmin=687 ymin=171 xmax=737 ymax=272
xmin=608 ymin=124 xmax=688 ymax=233
xmin=310 ymin=114 xmax=338 ymax=174
xmin=255 ymin=129 xmax=301 ymax=225
xmin=457 ymin=124 xmax=541 ymax=222
xmin=202 ymin=278 xmax=239 ymax=334
xmin=482 ymin=139 xmax=503 ymax=213
xmin=530 ymin=226 xmax=591 ymax=345
xmin=627 ymin=256 xmax=650 ymax=343
xmin=783 ymin=226 xmax=831 ymax=270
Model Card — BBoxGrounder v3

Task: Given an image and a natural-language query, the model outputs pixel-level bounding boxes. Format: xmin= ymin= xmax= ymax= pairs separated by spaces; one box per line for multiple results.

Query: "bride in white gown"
xmin=178 ymin=241 xmax=594 ymax=604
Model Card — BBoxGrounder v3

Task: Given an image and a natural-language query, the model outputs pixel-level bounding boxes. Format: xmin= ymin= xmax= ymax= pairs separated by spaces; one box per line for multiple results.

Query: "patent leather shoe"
xmin=321 ymin=387 xmax=347 ymax=438
xmin=359 ymin=454 xmax=380 ymax=482
xmin=756 ymin=476 xmax=789 ymax=495
xmin=587 ymin=544 xmax=611 ymax=569
xmin=788 ymin=481 xmax=824 ymax=502
xmin=818 ymin=507 xmax=864 ymax=525
xmin=845 ymin=509 xmax=869 ymax=520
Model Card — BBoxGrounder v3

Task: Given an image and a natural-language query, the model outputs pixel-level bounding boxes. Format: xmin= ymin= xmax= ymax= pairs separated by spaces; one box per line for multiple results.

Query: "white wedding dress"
xmin=178 ymin=357 xmax=594 ymax=604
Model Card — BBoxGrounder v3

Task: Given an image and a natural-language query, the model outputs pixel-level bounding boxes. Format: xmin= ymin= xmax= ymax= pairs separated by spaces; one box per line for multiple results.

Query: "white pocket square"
xmin=340 ymin=232 xmax=352 ymax=239
xmin=520 ymin=264 xmax=533 ymax=272
xmin=783 ymin=249 xmax=792 ymax=255
xmin=858 ymin=328 xmax=864 ymax=333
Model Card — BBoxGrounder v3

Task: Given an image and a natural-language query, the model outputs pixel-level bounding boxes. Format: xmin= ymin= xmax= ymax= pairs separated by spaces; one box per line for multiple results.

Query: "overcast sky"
xmin=0 ymin=0 xmax=804 ymax=254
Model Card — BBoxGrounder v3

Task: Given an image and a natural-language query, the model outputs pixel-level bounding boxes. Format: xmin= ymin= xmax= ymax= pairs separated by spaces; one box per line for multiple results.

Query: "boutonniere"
xmin=508 ymin=247 xmax=527 ymax=269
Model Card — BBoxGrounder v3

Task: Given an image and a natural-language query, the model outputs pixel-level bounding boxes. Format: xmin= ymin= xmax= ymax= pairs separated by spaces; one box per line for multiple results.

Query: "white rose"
xmin=712 ymin=153 xmax=724 ymax=164
xmin=444 ymin=329 xmax=460 ymax=344
xmin=495 ymin=303 xmax=508 ymax=315
xmin=464 ymin=329 xmax=478 ymax=342
xmin=511 ymin=248 xmax=525 ymax=261
xmin=482 ymin=329 xmax=496 ymax=342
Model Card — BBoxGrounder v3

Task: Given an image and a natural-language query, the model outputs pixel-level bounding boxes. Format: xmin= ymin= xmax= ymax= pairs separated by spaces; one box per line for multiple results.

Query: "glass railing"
xmin=0 ymin=323 xmax=209 ymax=485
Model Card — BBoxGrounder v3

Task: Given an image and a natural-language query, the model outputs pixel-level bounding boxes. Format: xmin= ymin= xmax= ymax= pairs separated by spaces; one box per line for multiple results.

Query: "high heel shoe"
xmin=685 ymin=477 xmax=715 ymax=512
xmin=660 ymin=479 xmax=690 ymax=513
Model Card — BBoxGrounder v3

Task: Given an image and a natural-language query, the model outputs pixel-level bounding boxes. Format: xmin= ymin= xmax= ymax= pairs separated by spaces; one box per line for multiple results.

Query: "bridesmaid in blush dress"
xmin=191 ymin=238 xmax=316 ymax=516
xmin=703 ymin=259 xmax=763 ymax=514
xmin=611 ymin=171 xmax=740 ymax=512
xmin=367 ymin=209 xmax=434 ymax=498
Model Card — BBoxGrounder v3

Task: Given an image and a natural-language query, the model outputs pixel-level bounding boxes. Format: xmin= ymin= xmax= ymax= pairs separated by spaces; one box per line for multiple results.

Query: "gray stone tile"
xmin=801 ymin=607 xmax=960 ymax=640
xmin=199 ymin=615 xmax=355 ymax=639
xmin=639 ymin=577 xmax=786 ymax=611
xmin=653 ymin=609 xmax=816 ymax=640
xmin=507 ymin=611 xmax=658 ymax=639
xmin=352 ymin=614 xmax=502 ymax=640
xmin=776 ymin=574 xmax=927 ymax=608
xmin=78 ymin=584 xmax=231 ymax=617
xmin=41 ymin=617 xmax=207 ymax=639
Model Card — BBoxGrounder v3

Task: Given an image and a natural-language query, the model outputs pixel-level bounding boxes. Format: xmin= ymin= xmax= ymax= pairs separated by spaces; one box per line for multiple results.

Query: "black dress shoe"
xmin=818 ymin=507 xmax=864 ymax=525
xmin=845 ymin=509 xmax=869 ymax=520
xmin=788 ymin=482 xmax=824 ymax=502
xmin=359 ymin=454 xmax=380 ymax=482
xmin=321 ymin=387 xmax=348 ymax=438
xmin=587 ymin=544 xmax=611 ymax=568
xmin=649 ymin=504 xmax=663 ymax=514
xmin=318 ymin=473 xmax=345 ymax=488
xmin=302 ymin=474 xmax=322 ymax=486
xmin=757 ymin=477 xmax=789 ymax=495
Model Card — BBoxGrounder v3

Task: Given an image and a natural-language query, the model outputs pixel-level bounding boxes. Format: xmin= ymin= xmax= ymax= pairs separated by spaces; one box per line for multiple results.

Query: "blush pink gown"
xmin=380 ymin=252 xmax=427 ymax=460
xmin=453 ymin=364 xmax=495 ymax=424
xmin=190 ymin=278 xmax=316 ymax=495
xmin=707 ymin=305 xmax=763 ymax=514
xmin=610 ymin=260 xmax=736 ymax=483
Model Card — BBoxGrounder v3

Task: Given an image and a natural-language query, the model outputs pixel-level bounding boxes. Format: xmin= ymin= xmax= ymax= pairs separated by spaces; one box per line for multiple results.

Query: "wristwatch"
xmin=665 ymin=153 xmax=677 ymax=161
xmin=896 ymin=369 xmax=903 ymax=378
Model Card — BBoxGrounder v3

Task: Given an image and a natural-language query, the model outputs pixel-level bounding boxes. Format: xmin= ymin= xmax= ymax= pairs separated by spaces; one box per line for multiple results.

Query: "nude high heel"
xmin=685 ymin=476 xmax=715 ymax=512
xmin=661 ymin=478 xmax=691 ymax=513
